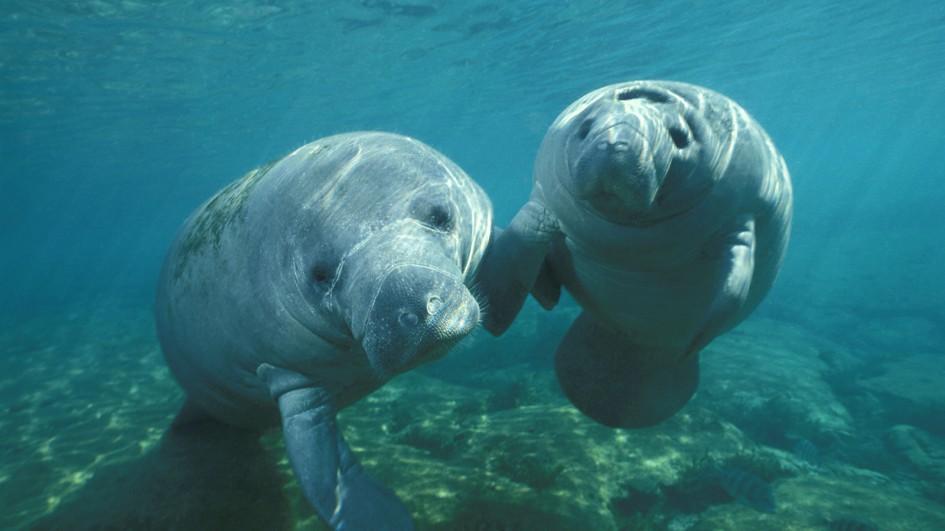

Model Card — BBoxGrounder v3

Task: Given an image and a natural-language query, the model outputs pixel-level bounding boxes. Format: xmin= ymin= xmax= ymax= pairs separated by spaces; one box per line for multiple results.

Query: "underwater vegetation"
xmin=395 ymin=422 xmax=470 ymax=460
xmin=2 ymin=307 xmax=944 ymax=529
xmin=626 ymin=447 xmax=793 ymax=521
xmin=716 ymin=466 xmax=776 ymax=514
xmin=494 ymin=451 xmax=564 ymax=491
xmin=826 ymin=516 xmax=880 ymax=531
xmin=791 ymin=438 xmax=821 ymax=468
xmin=1 ymin=301 xmax=944 ymax=530
xmin=609 ymin=484 xmax=661 ymax=518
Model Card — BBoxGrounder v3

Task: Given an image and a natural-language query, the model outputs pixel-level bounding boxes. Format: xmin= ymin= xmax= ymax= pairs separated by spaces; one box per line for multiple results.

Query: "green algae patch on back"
xmin=173 ymin=162 xmax=274 ymax=280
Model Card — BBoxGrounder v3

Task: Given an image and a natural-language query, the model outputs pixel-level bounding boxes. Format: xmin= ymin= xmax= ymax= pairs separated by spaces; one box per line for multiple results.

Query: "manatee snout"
xmin=568 ymin=92 xmax=707 ymax=224
xmin=359 ymin=265 xmax=479 ymax=379
xmin=571 ymin=116 xmax=675 ymax=222
xmin=574 ymin=123 xmax=662 ymax=212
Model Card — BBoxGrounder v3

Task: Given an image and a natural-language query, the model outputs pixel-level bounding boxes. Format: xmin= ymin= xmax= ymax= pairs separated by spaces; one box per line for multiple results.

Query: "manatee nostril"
xmin=577 ymin=118 xmax=593 ymax=140
xmin=426 ymin=295 xmax=443 ymax=316
xmin=617 ymin=87 xmax=671 ymax=103
xmin=597 ymin=139 xmax=630 ymax=152
xmin=399 ymin=311 xmax=419 ymax=328
xmin=668 ymin=126 xmax=690 ymax=148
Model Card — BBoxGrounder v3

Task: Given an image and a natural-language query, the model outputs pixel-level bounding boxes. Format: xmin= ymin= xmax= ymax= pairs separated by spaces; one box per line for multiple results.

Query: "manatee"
xmin=479 ymin=81 xmax=793 ymax=428
xmin=155 ymin=132 xmax=492 ymax=530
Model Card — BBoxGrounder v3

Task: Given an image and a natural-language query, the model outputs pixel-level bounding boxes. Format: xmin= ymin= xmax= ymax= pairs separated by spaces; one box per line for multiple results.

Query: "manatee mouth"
xmin=402 ymin=288 xmax=479 ymax=366
xmin=409 ymin=308 xmax=474 ymax=366
xmin=359 ymin=265 xmax=479 ymax=380
xmin=574 ymin=123 xmax=657 ymax=204
xmin=569 ymin=120 xmax=667 ymax=223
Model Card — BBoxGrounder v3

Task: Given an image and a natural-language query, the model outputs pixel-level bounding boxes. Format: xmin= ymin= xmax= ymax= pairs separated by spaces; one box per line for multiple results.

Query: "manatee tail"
xmin=554 ymin=312 xmax=699 ymax=428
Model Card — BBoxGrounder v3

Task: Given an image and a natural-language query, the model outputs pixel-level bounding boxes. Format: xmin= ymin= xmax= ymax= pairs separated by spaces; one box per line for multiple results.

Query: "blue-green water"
xmin=1 ymin=2 xmax=944 ymax=530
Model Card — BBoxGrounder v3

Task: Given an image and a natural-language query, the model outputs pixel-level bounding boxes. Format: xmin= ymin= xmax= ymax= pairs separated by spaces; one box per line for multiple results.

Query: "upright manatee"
xmin=479 ymin=81 xmax=792 ymax=428
xmin=155 ymin=132 xmax=492 ymax=530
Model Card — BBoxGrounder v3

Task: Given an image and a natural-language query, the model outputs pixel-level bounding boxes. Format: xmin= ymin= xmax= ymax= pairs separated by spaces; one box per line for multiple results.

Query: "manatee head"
xmin=540 ymin=81 xmax=726 ymax=226
xmin=279 ymin=133 xmax=490 ymax=381
xmin=333 ymin=223 xmax=481 ymax=380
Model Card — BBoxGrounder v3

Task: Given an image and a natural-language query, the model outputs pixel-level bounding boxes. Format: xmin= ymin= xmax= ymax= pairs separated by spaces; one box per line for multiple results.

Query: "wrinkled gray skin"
xmin=155 ymin=132 xmax=491 ymax=530
xmin=479 ymin=81 xmax=792 ymax=429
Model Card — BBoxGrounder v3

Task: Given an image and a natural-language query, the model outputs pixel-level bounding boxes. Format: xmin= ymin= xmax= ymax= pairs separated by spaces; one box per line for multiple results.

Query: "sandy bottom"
xmin=1 ymin=301 xmax=943 ymax=530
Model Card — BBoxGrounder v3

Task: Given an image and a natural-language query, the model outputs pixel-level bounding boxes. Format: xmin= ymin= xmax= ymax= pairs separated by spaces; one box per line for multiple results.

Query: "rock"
xmin=7 ymin=304 xmax=945 ymax=531
xmin=698 ymin=318 xmax=853 ymax=447
xmin=859 ymin=354 xmax=945 ymax=436
xmin=885 ymin=425 xmax=945 ymax=481
xmin=693 ymin=469 xmax=945 ymax=530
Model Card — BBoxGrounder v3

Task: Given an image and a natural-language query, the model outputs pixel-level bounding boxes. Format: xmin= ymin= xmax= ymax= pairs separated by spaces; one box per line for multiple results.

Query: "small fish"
xmin=717 ymin=467 xmax=776 ymax=514
xmin=793 ymin=438 xmax=821 ymax=466
xmin=826 ymin=517 xmax=879 ymax=531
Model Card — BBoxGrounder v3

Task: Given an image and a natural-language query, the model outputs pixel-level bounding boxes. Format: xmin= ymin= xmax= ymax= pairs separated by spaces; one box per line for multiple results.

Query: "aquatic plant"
xmin=432 ymin=495 xmax=577 ymax=531
xmin=609 ymin=483 xmax=660 ymax=517
xmin=720 ymin=449 xmax=796 ymax=484
xmin=716 ymin=466 xmax=776 ymax=514
xmin=615 ymin=513 xmax=670 ymax=531
xmin=792 ymin=437 xmax=822 ymax=467
xmin=665 ymin=514 xmax=699 ymax=531
xmin=491 ymin=451 xmax=565 ymax=491
xmin=825 ymin=516 xmax=880 ymax=531
xmin=659 ymin=446 xmax=796 ymax=516
xmin=395 ymin=423 xmax=467 ymax=460
xmin=747 ymin=393 xmax=840 ymax=448
xmin=662 ymin=452 xmax=729 ymax=514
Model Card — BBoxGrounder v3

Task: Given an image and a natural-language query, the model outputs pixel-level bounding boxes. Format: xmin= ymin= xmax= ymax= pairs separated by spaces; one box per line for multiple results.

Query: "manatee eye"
xmin=425 ymin=204 xmax=453 ymax=232
xmin=577 ymin=118 xmax=593 ymax=140
xmin=410 ymin=197 xmax=454 ymax=232
xmin=310 ymin=264 xmax=335 ymax=287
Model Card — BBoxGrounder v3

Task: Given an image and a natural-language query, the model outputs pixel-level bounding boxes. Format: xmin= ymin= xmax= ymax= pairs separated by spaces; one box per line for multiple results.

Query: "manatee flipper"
xmin=687 ymin=216 xmax=756 ymax=355
xmin=531 ymin=256 xmax=562 ymax=310
xmin=554 ymin=312 xmax=699 ymax=429
xmin=476 ymin=199 xmax=560 ymax=335
xmin=170 ymin=398 xmax=216 ymax=430
xmin=257 ymin=364 xmax=414 ymax=531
